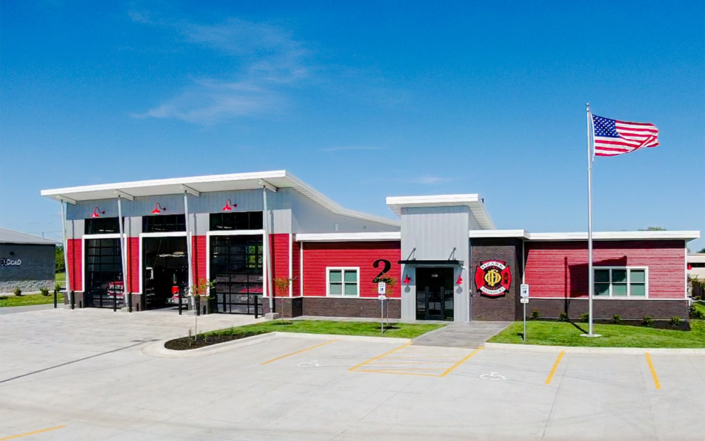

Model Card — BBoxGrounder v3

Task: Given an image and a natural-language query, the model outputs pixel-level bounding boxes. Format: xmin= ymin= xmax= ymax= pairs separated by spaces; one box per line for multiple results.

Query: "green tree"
xmin=639 ymin=227 xmax=667 ymax=231
xmin=699 ymin=247 xmax=705 ymax=254
xmin=55 ymin=245 xmax=65 ymax=273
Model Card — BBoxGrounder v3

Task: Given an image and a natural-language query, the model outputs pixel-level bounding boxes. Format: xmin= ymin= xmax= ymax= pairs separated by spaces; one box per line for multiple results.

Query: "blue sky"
xmin=1 ymin=0 xmax=703 ymax=250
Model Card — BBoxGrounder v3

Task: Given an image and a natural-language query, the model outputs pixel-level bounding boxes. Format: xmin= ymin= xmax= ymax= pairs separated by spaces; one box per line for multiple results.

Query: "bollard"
xmin=53 ymin=289 xmax=58 ymax=308
xmin=70 ymin=291 xmax=75 ymax=310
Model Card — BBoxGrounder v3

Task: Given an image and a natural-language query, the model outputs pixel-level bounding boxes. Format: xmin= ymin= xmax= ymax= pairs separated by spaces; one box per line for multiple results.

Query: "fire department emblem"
xmin=475 ymin=260 xmax=512 ymax=296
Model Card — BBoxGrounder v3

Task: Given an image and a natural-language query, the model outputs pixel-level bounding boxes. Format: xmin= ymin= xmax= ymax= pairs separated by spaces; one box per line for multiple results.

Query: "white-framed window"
xmin=594 ymin=267 xmax=648 ymax=298
xmin=326 ymin=267 xmax=360 ymax=297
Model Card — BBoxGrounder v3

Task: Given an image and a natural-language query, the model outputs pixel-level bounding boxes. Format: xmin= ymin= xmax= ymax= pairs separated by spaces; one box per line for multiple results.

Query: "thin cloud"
xmin=129 ymin=13 xmax=309 ymax=124
xmin=406 ymin=175 xmax=455 ymax=184
xmin=320 ymin=146 xmax=381 ymax=152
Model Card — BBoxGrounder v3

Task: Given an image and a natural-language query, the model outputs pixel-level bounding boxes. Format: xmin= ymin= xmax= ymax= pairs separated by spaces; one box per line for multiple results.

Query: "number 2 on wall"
xmin=372 ymin=259 xmax=391 ymax=283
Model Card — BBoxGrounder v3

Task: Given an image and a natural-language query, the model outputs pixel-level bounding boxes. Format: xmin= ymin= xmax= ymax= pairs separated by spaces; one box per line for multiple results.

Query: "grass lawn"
xmin=488 ymin=320 xmax=705 ymax=348
xmin=166 ymin=320 xmax=446 ymax=350
xmin=0 ymin=293 xmax=65 ymax=308
xmin=692 ymin=301 xmax=705 ymax=317
xmin=211 ymin=320 xmax=445 ymax=339
xmin=55 ymin=272 xmax=65 ymax=287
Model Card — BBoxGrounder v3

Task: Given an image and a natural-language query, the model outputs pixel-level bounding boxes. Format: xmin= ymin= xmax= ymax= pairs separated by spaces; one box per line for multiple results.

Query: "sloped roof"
xmin=0 ymin=228 xmax=58 ymax=245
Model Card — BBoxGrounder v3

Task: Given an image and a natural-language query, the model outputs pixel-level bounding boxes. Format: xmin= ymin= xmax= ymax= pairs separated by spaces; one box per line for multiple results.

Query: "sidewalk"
xmin=412 ymin=321 xmax=511 ymax=348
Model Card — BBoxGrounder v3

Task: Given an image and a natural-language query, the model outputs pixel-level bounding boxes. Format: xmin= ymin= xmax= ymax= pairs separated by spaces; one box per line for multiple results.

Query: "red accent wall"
xmin=66 ymin=238 xmax=82 ymax=291
xmin=292 ymin=238 xmax=301 ymax=296
xmin=270 ymin=234 xmax=290 ymax=296
xmin=126 ymin=238 xmax=140 ymax=293
xmin=192 ymin=236 xmax=207 ymax=283
xmin=525 ymin=240 xmax=686 ymax=299
xmin=302 ymin=241 xmax=401 ymax=298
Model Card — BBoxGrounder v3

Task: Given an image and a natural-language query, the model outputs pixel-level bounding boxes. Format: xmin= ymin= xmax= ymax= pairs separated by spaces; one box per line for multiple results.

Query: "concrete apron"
xmin=411 ymin=321 xmax=512 ymax=349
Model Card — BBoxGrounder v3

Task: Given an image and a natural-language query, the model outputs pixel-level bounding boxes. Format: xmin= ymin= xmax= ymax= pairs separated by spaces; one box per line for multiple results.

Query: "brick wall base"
xmin=263 ymin=297 xmax=400 ymax=319
xmin=525 ymin=298 xmax=689 ymax=320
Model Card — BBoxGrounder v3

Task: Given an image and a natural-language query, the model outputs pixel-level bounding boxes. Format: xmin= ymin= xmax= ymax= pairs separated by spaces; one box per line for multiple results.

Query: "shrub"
xmin=530 ymin=310 xmax=541 ymax=319
xmin=54 ymin=282 xmax=62 ymax=292
xmin=580 ymin=313 xmax=589 ymax=323
xmin=0 ymin=295 xmax=8 ymax=300
xmin=13 ymin=287 xmax=22 ymax=296
xmin=612 ymin=314 xmax=622 ymax=324
xmin=689 ymin=306 xmax=705 ymax=320
xmin=559 ymin=312 xmax=569 ymax=322
xmin=641 ymin=315 xmax=654 ymax=327
xmin=40 ymin=287 xmax=50 ymax=296
xmin=670 ymin=316 xmax=682 ymax=327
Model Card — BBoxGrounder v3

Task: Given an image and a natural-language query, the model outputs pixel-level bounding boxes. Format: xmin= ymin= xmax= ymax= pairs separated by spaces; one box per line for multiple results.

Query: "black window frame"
xmin=85 ymin=217 xmax=121 ymax=235
xmin=143 ymin=214 xmax=186 ymax=233
xmin=209 ymin=212 xmax=264 ymax=231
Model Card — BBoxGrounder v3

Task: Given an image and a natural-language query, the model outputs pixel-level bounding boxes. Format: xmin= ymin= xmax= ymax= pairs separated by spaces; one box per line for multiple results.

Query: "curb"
xmin=142 ymin=332 xmax=411 ymax=358
xmin=484 ymin=342 xmax=705 ymax=355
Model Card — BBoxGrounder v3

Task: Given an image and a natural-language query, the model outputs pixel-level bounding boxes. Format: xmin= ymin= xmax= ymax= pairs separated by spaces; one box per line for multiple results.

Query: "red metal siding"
xmin=192 ymin=236 xmax=207 ymax=283
xmin=302 ymin=241 xmax=401 ymax=298
xmin=270 ymin=234 xmax=290 ymax=296
xmin=525 ymin=240 xmax=685 ymax=299
xmin=292 ymin=238 xmax=301 ymax=296
xmin=126 ymin=238 xmax=140 ymax=293
xmin=66 ymin=239 xmax=82 ymax=291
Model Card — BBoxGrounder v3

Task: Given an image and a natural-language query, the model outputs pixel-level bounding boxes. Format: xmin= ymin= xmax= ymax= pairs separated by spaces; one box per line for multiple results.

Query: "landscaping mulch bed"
xmin=165 ymin=330 xmax=270 ymax=350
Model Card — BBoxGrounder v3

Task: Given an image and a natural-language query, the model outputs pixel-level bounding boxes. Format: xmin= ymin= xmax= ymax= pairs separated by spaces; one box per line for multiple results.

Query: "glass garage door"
xmin=210 ymin=236 xmax=263 ymax=314
xmin=85 ymin=238 xmax=124 ymax=308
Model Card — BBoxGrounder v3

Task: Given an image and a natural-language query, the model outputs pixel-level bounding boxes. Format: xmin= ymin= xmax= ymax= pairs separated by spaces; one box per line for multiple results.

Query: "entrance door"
xmin=416 ymin=267 xmax=454 ymax=321
xmin=210 ymin=235 xmax=263 ymax=314
xmin=142 ymin=237 xmax=188 ymax=310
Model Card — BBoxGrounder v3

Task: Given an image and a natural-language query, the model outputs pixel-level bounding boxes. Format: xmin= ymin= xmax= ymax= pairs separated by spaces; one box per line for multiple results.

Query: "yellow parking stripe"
xmin=261 ymin=340 xmax=337 ymax=365
xmin=0 ymin=425 xmax=66 ymax=440
xmin=545 ymin=351 xmax=565 ymax=385
xmin=440 ymin=346 xmax=483 ymax=377
xmin=348 ymin=343 xmax=412 ymax=371
xmin=645 ymin=352 xmax=661 ymax=390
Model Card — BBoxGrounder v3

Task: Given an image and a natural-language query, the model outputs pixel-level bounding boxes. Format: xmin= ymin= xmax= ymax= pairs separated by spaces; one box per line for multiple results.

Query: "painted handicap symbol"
xmin=480 ymin=372 xmax=506 ymax=381
xmin=297 ymin=360 xmax=320 ymax=368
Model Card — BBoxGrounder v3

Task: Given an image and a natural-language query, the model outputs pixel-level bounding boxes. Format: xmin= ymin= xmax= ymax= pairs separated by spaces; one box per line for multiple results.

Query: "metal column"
xmin=262 ymin=186 xmax=273 ymax=312
xmin=184 ymin=191 xmax=193 ymax=292
xmin=60 ymin=200 xmax=72 ymax=308
xmin=117 ymin=195 xmax=128 ymax=311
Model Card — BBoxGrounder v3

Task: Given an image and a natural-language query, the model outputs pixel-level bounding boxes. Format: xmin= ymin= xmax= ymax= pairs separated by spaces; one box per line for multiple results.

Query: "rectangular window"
xmin=327 ymin=268 xmax=359 ymax=297
xmin=143 ymin=214 xmax=186 ymax=233
xmin=209 ymin=212 xmax=263 ymax=231
xmin=593 ymin=267 xmax=648 ymax=298
xmin=85 ymin=217 xmax=120 ymax=235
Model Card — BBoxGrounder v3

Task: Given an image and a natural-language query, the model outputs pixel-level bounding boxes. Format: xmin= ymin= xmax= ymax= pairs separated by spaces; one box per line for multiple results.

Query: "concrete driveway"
xmin=1 ymin=309 xmax=705 ymax=440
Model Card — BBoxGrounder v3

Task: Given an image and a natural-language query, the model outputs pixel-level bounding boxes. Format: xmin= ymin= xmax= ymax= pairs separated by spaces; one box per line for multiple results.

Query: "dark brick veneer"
xmin=264 ymin=297 xmax=401 ymax=319
xmin=526 ymin=298 xmax=689 ymax=320
xmin=470 ymin=238 xmax=523 ymax=321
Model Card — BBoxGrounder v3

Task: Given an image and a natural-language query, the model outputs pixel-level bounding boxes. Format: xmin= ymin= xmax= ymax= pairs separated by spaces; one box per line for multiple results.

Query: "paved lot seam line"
xmin=545 ymin=351 xmax=565 ymax=385
xmin=0 ymin=341 xmax=150 ymax=385
xmin=348 ymin=343 xmax=412 ymax=372
xmin=645 ymin=352 xmax=661 ymax=390
xmin=261 ymin=339 xmax=338 ymax=365
xmin=0 ymin=425 xmax=66 ymax=440
xmin=440 ymin=347 xmax=484 ymax=377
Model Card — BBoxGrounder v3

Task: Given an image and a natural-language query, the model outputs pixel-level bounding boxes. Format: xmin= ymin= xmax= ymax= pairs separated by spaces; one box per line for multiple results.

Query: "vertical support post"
xmin=263 ymin=186 xmax=273 ymax=313
xmin=59 ymin=200 xmax=72 ymax=309
xmin=117 ymin=195 xmax=127 ymax=312
xmin=585 ymin=103 xmax=598 ymax=338
xmin=184 ymin=191 xmax=193 ymax=300
xmin=522 ymin=239 xmax=526 ymax=342
xmin=54 ymin=288 xmax=58 ymax=308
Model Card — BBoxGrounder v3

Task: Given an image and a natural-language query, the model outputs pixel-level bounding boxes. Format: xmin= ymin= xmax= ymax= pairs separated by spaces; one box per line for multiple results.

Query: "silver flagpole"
xmin=584 ymin=103 xmax=599 ymax=338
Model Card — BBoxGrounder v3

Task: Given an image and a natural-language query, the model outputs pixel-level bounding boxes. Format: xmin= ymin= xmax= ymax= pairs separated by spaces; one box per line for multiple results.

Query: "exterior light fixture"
xmin=91 ymin=206 xmax=105 ymax=218
xmin=403 ymin=275 xmax=411 ymax=284
xmin=222 ymin=199 xmax=237 ymax=211
xmin=456 ymin=275 xmax=463 ymax=285
xmin=151 ymin=203 xmax=166 ymax=214
xmin=688 ymin=264 xmax=693 ymax=270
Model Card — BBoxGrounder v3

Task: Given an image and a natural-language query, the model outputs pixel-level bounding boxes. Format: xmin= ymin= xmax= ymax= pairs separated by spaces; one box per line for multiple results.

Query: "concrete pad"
xmin=411 ymin=321 xmax=510 ymax=348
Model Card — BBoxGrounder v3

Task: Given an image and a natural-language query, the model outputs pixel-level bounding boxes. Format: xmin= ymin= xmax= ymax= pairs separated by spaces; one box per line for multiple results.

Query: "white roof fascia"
xmin=386 ymin=194 xmax=495 ymax=230
xmin=41 ymin=170 xmax=400 ymax=228
xmin=296 ymin=232 xmax=401 ymax=242
xmin=528 ymin=231 xmax=700 ymax=242
xmin=469 ymin=230 xmax=528 ymax=239
xmin=688 ymin=254 xmax=705 ymax=263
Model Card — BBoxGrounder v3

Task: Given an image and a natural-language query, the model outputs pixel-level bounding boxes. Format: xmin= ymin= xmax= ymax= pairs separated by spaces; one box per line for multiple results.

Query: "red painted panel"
xmin=126 ymin=238 xmax=140 ymax=293
xmin=66 ymin=239 xmax=82 ymax=291
xmin=270 ymin=234 xmax=290 ymax=296
xmin=525 ymin=240 xmax=686 ymax=299
xmin=292 ymin=238 xmax=301 ymax=297
xmin=192 ymin=236 xmax=207 ymax=284
xmin=302 ymin=241 xmax=401 ymax=298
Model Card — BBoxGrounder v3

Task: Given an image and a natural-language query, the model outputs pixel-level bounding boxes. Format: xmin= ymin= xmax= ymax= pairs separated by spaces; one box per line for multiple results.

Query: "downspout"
xmin=60 ymin=200 xmax=72 ymax=307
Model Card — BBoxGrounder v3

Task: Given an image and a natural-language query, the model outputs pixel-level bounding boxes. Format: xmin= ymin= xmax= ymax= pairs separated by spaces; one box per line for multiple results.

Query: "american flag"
xmin=592 ymin=114 xmax=659 ymax=157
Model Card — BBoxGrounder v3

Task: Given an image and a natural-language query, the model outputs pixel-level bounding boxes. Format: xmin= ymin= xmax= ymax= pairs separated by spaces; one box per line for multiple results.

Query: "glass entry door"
xmin=210 ymin=235 xmax=263 ymax=314
xmin=416 ymin=267 xmax=455 ymax=321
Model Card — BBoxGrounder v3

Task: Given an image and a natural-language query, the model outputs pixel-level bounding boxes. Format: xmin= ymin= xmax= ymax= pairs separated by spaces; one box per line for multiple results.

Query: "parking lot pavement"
xmin=1 ymin=310 xmax=705 ymax=440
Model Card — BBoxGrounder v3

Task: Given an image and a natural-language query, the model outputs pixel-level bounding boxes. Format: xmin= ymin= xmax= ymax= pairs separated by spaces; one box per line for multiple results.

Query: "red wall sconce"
xmin=151 ymin=203 xmax=166 ymax=214
xmin=90 ymin=207 xmax=105 ymax=218
xmin=456 ymin=275 xmax=463 ymax=285
xmin=688 ymin=264 xmax=693 ymax=270
xmin=222 ymin=199 xmax=237 ymax=211
xmin=403 ymin=275 xmax=411 ymax=284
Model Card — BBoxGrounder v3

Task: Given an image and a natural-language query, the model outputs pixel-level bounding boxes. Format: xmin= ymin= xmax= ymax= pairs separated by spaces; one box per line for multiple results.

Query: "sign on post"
xmin=520 ymin=283 xmax=530 ymax=298
xmin=378 ymin=282 xmax=386 ymax=295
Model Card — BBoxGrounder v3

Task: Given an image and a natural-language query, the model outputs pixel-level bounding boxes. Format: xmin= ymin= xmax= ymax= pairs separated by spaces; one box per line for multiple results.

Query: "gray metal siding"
xmin=401 ymin=206 xmax=470 ymax=262
xmin=0 ymin=243 xmax=55 ymax=293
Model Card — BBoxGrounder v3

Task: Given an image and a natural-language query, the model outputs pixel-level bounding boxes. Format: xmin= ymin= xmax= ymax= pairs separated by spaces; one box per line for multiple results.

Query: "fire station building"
xmin=41 ymin=170 xmax=699 ymax=321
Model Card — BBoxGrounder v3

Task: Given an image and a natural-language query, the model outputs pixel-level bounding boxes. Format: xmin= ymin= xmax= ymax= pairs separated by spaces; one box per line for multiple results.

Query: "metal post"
xmin=117 ymin=196 xmax=128 ymax=312
xmin=184 ymin=192 xmax=193 ymax=297
xmin=263 ymin=186 xmax=273 ymax=313
xmin=54 ymin=289 xmax=58 ymax=308
xmin=522 ymin=239 xmax=526 ymax=342
xmin=584 ymin=103 xmax=600 ymax=338
xmin=59 ymin=200 xmax=72 ymax=309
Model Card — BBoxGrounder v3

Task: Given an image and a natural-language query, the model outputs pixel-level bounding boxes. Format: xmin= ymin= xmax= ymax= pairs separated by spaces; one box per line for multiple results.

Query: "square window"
xmin=344 ymin=284 xmax=358 ymax=296
xmin=595 ymin=270 xmax=610 ymax=283
xmin=630 ymin=284 xmax=646 ymax=296
xmin=595 ymin=283 xmax=610 ymax=296
xmin=329 ymin=270 xmax=342 ymax=283
xmin=612 ymin=270 xmax=627 ymax=283
xmin=631 ymin=270 xmax=645 ymax=284
xmin=344 ymin=270 xmax=358 ymax=283
xmin=612 ymin=284 xmax=628 ymax=297
xmin=328 ymin=268 xmax=359 ymax=297
xmin=330 ymin=283 xmax=342 ymax=295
